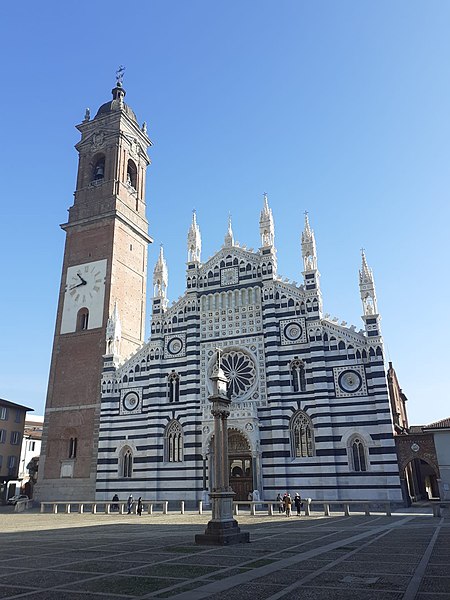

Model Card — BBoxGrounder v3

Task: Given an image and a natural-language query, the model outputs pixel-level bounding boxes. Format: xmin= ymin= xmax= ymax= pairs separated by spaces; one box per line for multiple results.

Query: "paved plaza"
xmin=0 ymin=506 xmax=448 ymax=599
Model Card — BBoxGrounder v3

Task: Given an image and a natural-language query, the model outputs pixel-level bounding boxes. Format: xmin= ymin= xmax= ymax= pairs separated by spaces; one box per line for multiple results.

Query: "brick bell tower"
xmin=36 ymin=72 xmax=152 ymax=501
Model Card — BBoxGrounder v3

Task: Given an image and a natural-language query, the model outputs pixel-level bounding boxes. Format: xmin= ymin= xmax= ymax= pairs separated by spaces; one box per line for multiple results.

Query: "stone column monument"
xmin=195 ymin=349 xmax=250 ymax=545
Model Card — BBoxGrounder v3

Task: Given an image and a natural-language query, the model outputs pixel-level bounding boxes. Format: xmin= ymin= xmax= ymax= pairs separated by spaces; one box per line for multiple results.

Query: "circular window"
xmin=284 ymin=322 xmax=303 ymax=342
xmin=167 ymin=337 xmax=183 ymax=355
xmin=338 ymin=370 xmax=362 ymax=393
xmin=208 ymin=349 xmax=257 ymax=400
xmin=123 ymin=391 xmax=139 ymax=411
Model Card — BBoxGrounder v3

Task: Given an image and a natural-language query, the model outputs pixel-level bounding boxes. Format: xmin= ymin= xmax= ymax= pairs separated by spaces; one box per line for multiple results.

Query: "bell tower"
xmin=37 ymin=74 xmax=152 ymax=501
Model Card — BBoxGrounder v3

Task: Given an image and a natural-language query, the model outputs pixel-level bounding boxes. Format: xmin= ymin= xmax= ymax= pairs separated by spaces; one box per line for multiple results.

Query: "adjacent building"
xmin=17 ymin=415 xmax=44 ymax=498
xmin=0 ymin=398 xmax=33 ymax=501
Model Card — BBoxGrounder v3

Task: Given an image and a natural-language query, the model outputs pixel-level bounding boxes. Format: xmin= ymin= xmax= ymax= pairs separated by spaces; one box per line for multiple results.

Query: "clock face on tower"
xmin=60 ymin=259 xmax=107 ymax=334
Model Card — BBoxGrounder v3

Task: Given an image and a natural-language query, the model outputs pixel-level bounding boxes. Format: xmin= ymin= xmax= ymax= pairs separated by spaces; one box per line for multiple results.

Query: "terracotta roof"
xmin=424 ymin=417 xmax=450 ymax=430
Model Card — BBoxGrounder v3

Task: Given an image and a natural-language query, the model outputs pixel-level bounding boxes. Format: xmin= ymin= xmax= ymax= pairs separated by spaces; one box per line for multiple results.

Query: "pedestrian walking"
xmin=283 ymin=492 xmax=292 ymax=517
xmin=294 ymin=493 xmax=302 ymax=516
xmin=276 ymin=493 xmax=283 ymax=514
xmin=137 ymin=497 xmax=143 ymax=516
xmin=127 ymin=494 xmax=133 ymax=514
xmin=112 ymin=493 xmax=119 ymax=512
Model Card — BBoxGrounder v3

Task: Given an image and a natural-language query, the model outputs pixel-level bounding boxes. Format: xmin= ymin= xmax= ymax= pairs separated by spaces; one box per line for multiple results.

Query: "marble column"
xmin=195 ymin=350 xmax=249 ymax=545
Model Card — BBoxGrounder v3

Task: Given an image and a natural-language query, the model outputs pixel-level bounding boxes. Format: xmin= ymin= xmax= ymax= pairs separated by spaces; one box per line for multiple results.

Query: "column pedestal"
xmin=195 ymin=491 xmax=250 ymax=545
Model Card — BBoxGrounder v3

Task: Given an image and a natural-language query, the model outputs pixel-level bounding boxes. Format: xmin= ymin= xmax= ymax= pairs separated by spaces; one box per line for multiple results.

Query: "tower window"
xmin=68 ymin=437 xmax=77 ymax=459
xmin=126 ymin=159 xmax=137 ymax=190
xmin=76 ymin=308 xmax=89 ymax=331
xmin=92 ymin=156 xmax=105 ymax=181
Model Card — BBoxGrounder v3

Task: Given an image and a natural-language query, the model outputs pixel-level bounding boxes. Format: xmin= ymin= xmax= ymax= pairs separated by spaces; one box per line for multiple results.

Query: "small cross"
xmin=116 ymin=65 xmax=125 ymax=85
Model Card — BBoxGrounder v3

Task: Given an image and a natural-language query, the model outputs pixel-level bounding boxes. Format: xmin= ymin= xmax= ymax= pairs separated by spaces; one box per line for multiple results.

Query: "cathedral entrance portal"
xmin=207 ymin=429 xmax=254 ymax=501
xmin=228 ymin=430 xmax=253 ymax=501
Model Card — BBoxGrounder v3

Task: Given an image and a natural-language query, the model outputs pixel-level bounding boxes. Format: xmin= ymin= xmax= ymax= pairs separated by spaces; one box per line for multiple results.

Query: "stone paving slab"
xmin=279 ymin=589 xmax=404 ymax=600
xmin=0 ymin=509 xmax=448 ymax=599
xmin=419 ymin=576 xmax=450 ymax=593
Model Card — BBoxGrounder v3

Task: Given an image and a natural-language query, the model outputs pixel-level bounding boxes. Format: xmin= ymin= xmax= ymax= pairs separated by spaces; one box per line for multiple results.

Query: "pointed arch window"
xmin=165 ymin=420 xmax=183 ymax=462
xmin=349 ymin=436 xmax=368 ymax=472
xmin=168 ymin=371 xmax=180 ymax=402
xmin=120 ymin=446 xmax=133 ymax=478
xmin=290 ymin=411 xmax=314 ymax=458
xmin=290 ymin=359 xmax=306 ymax=392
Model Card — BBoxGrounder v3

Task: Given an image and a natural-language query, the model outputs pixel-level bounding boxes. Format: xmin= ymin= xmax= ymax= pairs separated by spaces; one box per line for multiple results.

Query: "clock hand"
xmin=69 ymin=282 xmax=86 ymax=290
xmin=77 ymin=273 xmax=87 ymax=284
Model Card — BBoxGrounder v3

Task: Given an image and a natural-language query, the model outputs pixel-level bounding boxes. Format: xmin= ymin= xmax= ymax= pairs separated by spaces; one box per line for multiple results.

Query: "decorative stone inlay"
xmin=200 ymin=304 xmax=262 ymax=339
xmin=333 ymin=365 xmax=367 ymax=398
xmin=119 ymin=387 xmax=143 ymax=415
xmin=280 ymin=318 xmax=307 ymax=345
xmin=220 ymin=266 xmax=239 ymax=287
xmin=164 ymin=333 xmax=186 ymax=358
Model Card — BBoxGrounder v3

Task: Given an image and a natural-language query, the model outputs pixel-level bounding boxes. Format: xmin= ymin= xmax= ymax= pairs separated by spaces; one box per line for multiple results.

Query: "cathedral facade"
xmin=38 ymin=80 xmax=403 ymax=505
xmin=97 ymin=203 xmax=403 ymax=504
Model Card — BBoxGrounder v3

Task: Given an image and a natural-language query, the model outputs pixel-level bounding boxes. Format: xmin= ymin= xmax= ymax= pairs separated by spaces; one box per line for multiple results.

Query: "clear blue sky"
xmin=1 ymin=1 xmax=449 ymax=424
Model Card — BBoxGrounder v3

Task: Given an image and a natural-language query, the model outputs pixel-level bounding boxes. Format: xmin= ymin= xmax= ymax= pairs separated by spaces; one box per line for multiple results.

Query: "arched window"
xmin=350 ymin=437 xmax=368 ymax=472
xmin=126 ymin=159 xmax=137 ymax=189
xmin=92 ymin=156 xmax=105 ymax=181
xmin=68 ymin=437 xmax=77 ymax=459
xmin=120 ymin=447 xmax=133 ymax=478
xmin=165 ymin=420 xmax=183 ymax=462
xmin=168 ymin=371 xmax=180 ymax=402
xmin=76 ymin=308 xmax=89 ymax=331
xmin=290 ymin=359 xmax=306 ymax=392
xmin=290 ymin=411 xmax=314 ymax=458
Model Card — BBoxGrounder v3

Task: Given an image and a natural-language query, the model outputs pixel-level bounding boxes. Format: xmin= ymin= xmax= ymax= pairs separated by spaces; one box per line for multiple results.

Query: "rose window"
xmin=221 ymin=350 xmax=256 ymax=399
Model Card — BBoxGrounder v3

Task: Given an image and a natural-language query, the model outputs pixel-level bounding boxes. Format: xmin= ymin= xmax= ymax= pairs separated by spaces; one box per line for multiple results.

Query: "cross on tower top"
xmin=116 ymin=65 xmax=125 ymax=85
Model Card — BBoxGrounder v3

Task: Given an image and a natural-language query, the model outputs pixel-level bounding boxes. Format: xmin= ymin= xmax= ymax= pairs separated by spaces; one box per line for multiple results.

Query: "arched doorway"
xmin=228 ymin=429 xmax=253 ymax=501
xmin=404 ymin=458 xmax=440 ymax=502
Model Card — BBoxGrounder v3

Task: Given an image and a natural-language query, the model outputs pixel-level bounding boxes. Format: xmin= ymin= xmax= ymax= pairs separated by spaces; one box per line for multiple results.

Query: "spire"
xmin=259 ymin=192 xmax=275 ymax=247
xmin=224 ymin=215 xmax=234 ymax=247
xmin=301 ymin=212 xmax=317 ymax=271
xmin=359 ymin=249 xmax=378 ymax=316
xmin=105 ymin=301 xmax=122 ymax=357
xmin=187 ymin=210 xmax=202 ymax=263
xmin=360 ymin=249 xmax=372 ymax=284
xmin=153 ymin=244 xmax=168 ymax=301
